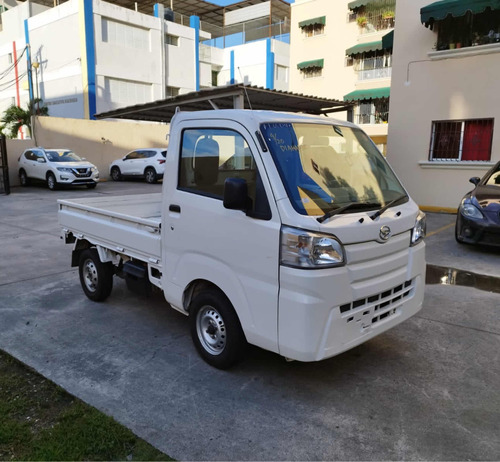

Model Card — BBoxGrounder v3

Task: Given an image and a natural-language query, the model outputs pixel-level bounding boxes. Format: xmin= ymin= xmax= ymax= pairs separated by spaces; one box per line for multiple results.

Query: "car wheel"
xmin=145 ymin=167 xmax=157 ymax=184
xmin=189 ymin=289 xmax=247 ymax=369
xmin=19 ymin=169 xmax=29 ymax=186
xmin=86 ymin=183 xmax=97 ymax=189
xmin=46 ymin=172 xmax=58 ymax=191
xmin=78 ymin=248 xmax=114 ymax=301
xmin=111 ymin=167 xmax=122 ymax=181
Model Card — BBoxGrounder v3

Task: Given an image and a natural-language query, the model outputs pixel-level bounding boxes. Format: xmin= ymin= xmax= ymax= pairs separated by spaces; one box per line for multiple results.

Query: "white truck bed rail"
xmin=58 ymin=193 xmax=162 ymax=264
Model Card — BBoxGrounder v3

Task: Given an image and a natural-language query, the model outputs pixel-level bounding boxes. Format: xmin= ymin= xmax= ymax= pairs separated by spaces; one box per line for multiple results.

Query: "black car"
xmin=455 ymin=161 xmax=500 ymax=246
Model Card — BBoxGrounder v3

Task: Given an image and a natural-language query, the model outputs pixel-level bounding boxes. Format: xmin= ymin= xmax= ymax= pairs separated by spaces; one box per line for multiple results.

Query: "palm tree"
xmin=0 ymin=98 xmax=48 ymax=139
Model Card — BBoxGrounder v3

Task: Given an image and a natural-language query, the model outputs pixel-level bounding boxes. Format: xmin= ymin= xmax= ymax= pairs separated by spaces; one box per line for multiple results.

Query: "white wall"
xmin=27 ymin=0 xmax=84 ymax=118
xmin=386 ymin=0 xmax=500 ymax=209
xmin=164 ymin=20 xmax=197 ymax=93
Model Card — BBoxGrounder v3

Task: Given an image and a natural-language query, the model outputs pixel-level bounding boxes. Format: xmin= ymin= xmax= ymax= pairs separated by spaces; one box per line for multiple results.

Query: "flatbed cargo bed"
xmin=58 ymin=193 xmax=162 ymax=263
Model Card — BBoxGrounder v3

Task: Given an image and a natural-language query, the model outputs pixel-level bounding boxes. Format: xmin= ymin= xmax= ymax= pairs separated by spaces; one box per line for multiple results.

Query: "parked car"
xmin=109 ymin=148 xmax=167 ymax=184
xmin=18 ymin=148 xmax=99 ymax=190
xmin=455 ymin=161 xmax=500 ymax=246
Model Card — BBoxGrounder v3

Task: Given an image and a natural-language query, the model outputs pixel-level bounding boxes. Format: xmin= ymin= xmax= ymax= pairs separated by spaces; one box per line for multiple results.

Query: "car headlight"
xmin=56 ymin=167 xmax=73 ymax=173
xmin=280 ymin=226 xmax=345 ymax=269
xmin=459 ymin=200 xmax=484 ymax=220
xmin=411 ymin=210 xmax=426 ymax=246
xmin=91 ymin=166 xmax=98 ymax=173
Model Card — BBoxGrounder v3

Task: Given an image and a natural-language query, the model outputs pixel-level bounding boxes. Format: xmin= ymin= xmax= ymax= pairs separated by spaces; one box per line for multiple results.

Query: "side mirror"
xmin=469 ymin=177 xmax=480 ymax=186
xmin=223 ymin=178 xmax=248 ymax=211
xmin=37 ymin=157 xmax=46 ymax=163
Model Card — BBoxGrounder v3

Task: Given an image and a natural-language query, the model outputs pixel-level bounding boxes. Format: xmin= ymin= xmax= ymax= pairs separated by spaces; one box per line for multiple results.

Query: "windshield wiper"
xmin=369 ymin=195 xmax=408 ymax=220
xmin=317 ymin=202 xmax=380 ymax=224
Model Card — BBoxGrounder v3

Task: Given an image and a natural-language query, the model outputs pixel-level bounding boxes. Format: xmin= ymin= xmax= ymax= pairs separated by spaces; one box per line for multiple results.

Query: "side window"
xmin=124 ymin=151 xmax=139 ymax=160
xmin=34 ymin=151 xmax=45 ymax=162
xmin=179 ymin=128 xmax=271 ymax=219
xmin=24 ymin=151 xmax=34 ymax=161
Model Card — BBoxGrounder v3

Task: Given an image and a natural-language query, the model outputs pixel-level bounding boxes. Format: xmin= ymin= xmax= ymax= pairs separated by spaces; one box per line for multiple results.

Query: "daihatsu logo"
xmin=379 ymin=225 xmax=392 ymax=241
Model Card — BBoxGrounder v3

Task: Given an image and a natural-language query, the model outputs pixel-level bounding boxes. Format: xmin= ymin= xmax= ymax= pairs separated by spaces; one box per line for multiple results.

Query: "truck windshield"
xmin=260 ymin=122 xmax=407 ymax=217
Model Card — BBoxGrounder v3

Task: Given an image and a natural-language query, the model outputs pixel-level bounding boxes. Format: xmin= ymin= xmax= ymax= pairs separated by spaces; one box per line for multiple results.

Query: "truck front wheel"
xmin=78 ymin=248 xmax=114 ymax=301
xmin=189 ymin=290 xmax=247 ymax=369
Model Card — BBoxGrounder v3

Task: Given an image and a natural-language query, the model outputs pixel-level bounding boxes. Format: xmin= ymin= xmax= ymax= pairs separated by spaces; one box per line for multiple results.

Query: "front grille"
xmin=340 ymin=279 xmax=414 ymax=325
xmin=72 ymin=168 xmax=91 ymax=178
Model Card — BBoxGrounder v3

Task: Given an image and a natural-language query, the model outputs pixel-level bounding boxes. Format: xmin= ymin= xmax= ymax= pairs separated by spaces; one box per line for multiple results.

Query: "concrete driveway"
xmin=1 ymin=182 xmax=499 ymax=461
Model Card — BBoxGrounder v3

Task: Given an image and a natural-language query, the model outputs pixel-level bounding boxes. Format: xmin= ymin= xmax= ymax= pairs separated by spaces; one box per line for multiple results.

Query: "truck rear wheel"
xmin=79 ymin=248 xmax=114 ymax=301
xmin=189 ymin=289 xmax=247 ymax=369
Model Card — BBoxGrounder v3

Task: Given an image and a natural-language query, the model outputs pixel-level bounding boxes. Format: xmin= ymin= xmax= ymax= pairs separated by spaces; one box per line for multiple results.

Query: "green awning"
xmin=348 ymin=0 xmax=377 ymax=9
xmin=345 ymin=40 xmax=383 ymax=56
xmin=421 ymin=0 xmax=500 ymax=26
xmin=298 ymin=16 xmax=326 ymax=28
xmin=382 ymin=30 xmax=394 ymax=49
xmin=343 ymin=87 xmax=390 ymax=101
xmin=297 ymin=59 xmax=324 ymax=70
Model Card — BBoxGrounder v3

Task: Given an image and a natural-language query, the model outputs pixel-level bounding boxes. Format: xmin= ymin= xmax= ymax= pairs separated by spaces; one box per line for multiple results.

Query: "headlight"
xmin=460 ymin=200 xmax=484 ymax=220
xmin=280 ymin=226 xmax=345 ymax=269
xmin=411 ymin=210 xmax=426 ymax=246
xmin=56 ymin=167 xmax=73 ymax=173
xmin=91 ymin=166 xmax=98 ymax=173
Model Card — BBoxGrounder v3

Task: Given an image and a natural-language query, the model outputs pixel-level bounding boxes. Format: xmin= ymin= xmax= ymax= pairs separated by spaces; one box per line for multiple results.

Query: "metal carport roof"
xmin=95 ymin=84 xmax=353 ymax=123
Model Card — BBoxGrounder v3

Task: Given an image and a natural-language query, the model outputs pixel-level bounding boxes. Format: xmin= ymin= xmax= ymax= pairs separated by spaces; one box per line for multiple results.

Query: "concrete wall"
xmin=6 ymin=116 xmax=169 ymax=187
xmin=386 ymin=0 xmax=500 ymax=209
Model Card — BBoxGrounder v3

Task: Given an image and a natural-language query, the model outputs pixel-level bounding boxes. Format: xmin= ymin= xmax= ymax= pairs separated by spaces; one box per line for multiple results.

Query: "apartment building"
xmin=290 ymin=0 xmax=395 ymax=153
xmin=387 ymin=0 xmax=500 ymax=209
xmin=0 ymin=0 xmax=290 ymax=126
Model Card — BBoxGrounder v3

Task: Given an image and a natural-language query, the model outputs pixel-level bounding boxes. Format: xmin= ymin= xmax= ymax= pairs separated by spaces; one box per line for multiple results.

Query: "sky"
xmin=209 ymin=0 xmax=293 ymax=5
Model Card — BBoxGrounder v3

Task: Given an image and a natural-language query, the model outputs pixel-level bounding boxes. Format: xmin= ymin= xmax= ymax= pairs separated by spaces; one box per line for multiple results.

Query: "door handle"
xmin=169 ymin=204 xmax=181 ymax=213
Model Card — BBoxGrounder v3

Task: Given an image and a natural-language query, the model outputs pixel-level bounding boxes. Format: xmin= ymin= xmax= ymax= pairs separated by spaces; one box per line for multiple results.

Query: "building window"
xmin=355 ymin=99 xmax=389 ymax=125
xmin=275 ymin=64 xmax=288 ymax=82
xmin=102 ymin=18 xmax=150 ymax=51
xmin=165 ymin=34 xmax=179 ymax=46
xmin=105 ymin=77 xmax=151 ymax=107
xmin=302 ymin=23 xmax=325 ymax=37
xmin=301 ymin=67 xmax=322 ymax=78
xmin=166 ymin=86 xmax=180 ymax=97
xmin=350 ymin=0 xmax=396 ymax=34
xmin=429 ymin=119 xmax=494 ymax=161
xmin=430 ymin=10 xmax=500 ymax=50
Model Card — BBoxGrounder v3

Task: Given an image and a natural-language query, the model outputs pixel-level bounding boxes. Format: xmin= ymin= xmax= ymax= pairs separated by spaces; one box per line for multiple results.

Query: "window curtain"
xmin=462 ymin=120 xmax=493 ymax=161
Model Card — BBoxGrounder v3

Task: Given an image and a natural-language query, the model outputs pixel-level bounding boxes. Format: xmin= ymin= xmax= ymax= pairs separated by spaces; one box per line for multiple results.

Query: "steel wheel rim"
xmin=47 ymin=175 xmax=55 ymax=189
xmin=20 ymin=173 xmax=26 ymax=185
xmin=112 ymin=169 xmax=119 ymax=180
xmin=146 ymin=170 xmax=154 ymax=183
xmin=196 ymin=305 xmax=226 ymax=355
xmin=83 ymin=258 xmax=98 ymax=293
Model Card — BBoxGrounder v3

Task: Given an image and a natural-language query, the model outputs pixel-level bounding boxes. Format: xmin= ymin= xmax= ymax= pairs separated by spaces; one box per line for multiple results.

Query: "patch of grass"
xmin=0 ymin=350 xmax=173 ymax=461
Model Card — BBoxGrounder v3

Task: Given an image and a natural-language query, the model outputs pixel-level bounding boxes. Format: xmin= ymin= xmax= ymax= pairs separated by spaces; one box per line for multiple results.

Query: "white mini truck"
xmin=59 ymin=110 xmax=426 ymax=369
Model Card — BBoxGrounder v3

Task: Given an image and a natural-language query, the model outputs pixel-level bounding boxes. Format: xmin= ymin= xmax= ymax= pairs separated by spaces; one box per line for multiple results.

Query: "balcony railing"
xmin=358 ymin=67 xmax=391 ymax=80
xmin=355 ymin=112 xmax=389 ymax=124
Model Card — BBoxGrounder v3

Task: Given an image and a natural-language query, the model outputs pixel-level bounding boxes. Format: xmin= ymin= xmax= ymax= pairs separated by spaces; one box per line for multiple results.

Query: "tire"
xmin=144 ymin=167 xmax=157 ymax=184
xmin=111 ymin=167 xmax=122 ymax=181
xmin=78 ymin=248 xmax=114 ymax=302
xmin=19 ymin=170 xmax=29 ymax=186
xmin=189 ymin=289 xmax=247 ymax=369
xmin=86 ymin=183 xmax=97 ymax=189
xmin=46 ymin=172 xmax=58 ymax=191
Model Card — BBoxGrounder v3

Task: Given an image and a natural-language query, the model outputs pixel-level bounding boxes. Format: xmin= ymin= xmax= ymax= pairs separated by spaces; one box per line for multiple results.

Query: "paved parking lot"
xmin=1 ymin=182 xmax=499 ymax=461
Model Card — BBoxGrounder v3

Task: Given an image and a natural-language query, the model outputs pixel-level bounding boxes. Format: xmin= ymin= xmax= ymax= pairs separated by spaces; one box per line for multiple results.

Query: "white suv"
xmin=109 ymin=148 xmax=167 ymax=184
xmin=18 ymin=148 xmax=99 ymax=190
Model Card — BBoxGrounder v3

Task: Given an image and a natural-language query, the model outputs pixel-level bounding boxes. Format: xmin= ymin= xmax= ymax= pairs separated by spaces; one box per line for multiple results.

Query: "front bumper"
xmin=56 ymin=171 xmax=99 ymax=186
xmin=456 ymin=213 xmax=500 ymax=247
xmin=278 ymin=237 xmax=426 ymax=362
